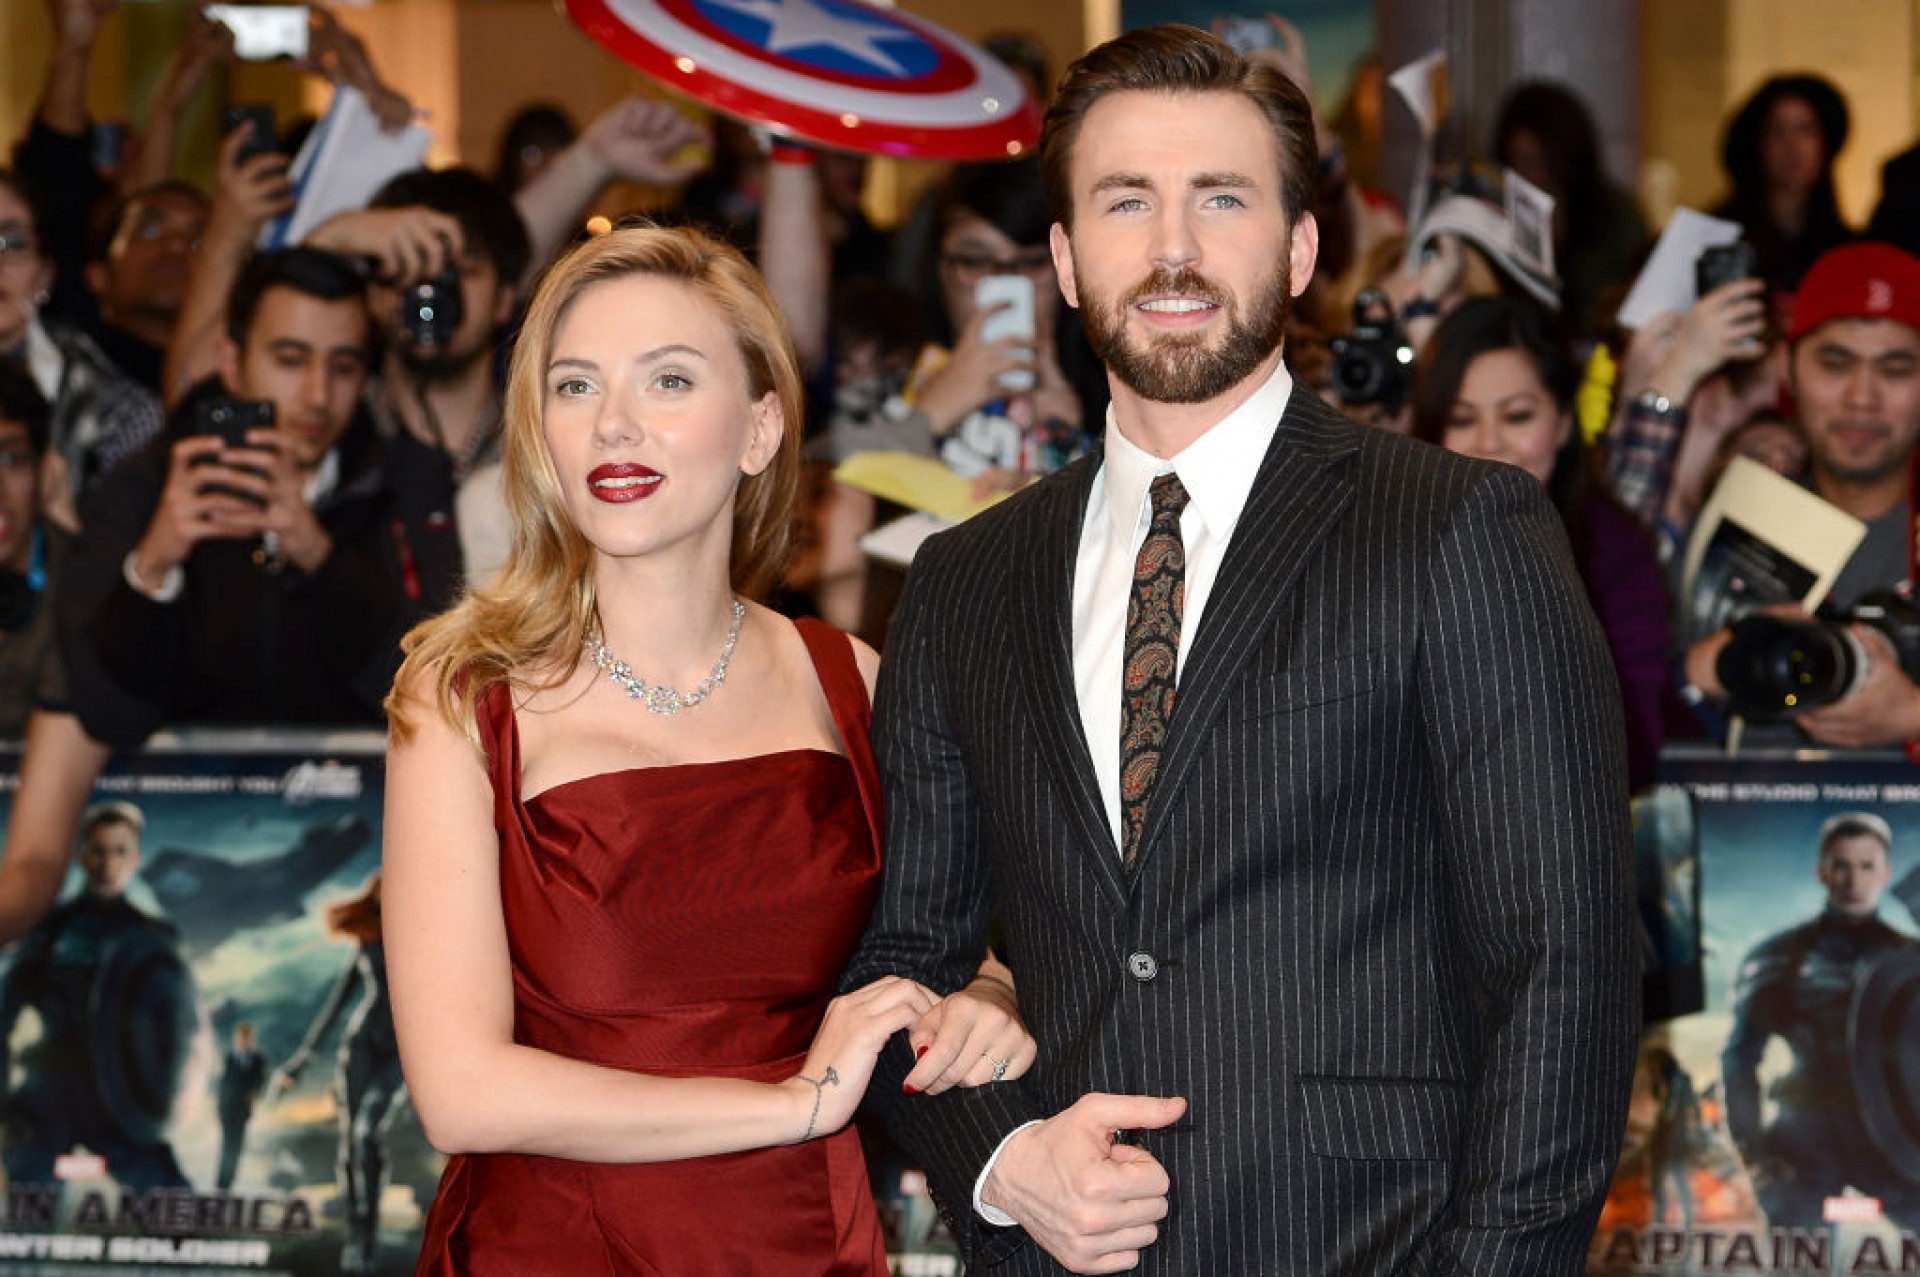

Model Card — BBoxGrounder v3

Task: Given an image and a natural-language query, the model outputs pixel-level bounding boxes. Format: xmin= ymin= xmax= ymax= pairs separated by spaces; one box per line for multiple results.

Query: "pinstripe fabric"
xmin=845 ymin=386 xmax=1641 ymax=1276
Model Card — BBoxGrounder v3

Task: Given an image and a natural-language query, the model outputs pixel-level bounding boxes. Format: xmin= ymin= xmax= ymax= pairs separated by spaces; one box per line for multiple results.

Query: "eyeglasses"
xmin=0 ymin=233 xmax=38 ymax=262
xmin=942 ymin=249 xmax=1053 ymax=282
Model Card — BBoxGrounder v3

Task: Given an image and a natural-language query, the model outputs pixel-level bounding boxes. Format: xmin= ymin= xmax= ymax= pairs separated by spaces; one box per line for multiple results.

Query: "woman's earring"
xmin=30 ymin=289 xmax=48 ymax=309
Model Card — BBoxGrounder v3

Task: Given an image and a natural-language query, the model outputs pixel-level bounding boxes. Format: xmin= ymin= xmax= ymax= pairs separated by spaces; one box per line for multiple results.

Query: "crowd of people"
xmin=0 ymin=0 xmax=1916 ymax=1271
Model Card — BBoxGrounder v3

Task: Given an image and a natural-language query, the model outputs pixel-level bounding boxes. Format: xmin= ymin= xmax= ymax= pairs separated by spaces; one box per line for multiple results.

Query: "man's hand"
xmin=582 ymin=96 xmax=710 ymax=186
xmin=208 ymin=123 xmax=295 ymax=244
xmin=1645 ymin=278 xmax=1768 ymax=406
xmin=152 ymin=11 xmax=235 ymax=115
xmin=1796 ymin=626 xmax=1920 ymax=748
xmin=301 ymin=5 xmax=413 ymax=131
xmin=213 ymin=429 xmax=334 ymax=573
xmin=131 ymin=436 xmax=269 ymax=590
xmin=47 ymin=0 xmax=117 ymax=53
xmin=1241 ymin=15 xmax=1315 ymax=110
xmin=304 ymin=207 xmax=461 ymax=284
xmin=982 ymin=1092 xmax=1187 ymax=1274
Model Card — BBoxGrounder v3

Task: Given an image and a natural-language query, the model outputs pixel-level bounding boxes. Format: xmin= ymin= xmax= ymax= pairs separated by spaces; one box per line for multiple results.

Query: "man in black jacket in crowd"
xmin=59 ymin=246 xmax=451 ymax=745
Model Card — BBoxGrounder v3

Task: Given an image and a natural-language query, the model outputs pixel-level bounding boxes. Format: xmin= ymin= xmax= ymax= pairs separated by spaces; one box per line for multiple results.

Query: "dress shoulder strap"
xmin=792 ymin=617 xmax=881 ymax=852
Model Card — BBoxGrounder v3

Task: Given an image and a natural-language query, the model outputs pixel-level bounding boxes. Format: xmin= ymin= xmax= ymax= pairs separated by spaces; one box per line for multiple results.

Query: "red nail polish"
xmin=902 ymin=1082 xmax=919 ymax=1095
xmin=915 ymin=1045 xmax=928 ymax=1059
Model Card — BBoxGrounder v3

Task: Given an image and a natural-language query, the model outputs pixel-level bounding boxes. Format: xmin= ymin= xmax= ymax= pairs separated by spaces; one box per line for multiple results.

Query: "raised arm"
xmin=0 ymin=710 xmax=109 ymax=943
xmin=757 ymin=148 xmax=829 ymax=375
xmin=116 ymin=13 xmax=233 ymax=195
xmin=382 ymin=670 xmax=933 ymax=1161
xmin=161 ymin=123 xmax=294 ymax=403
xmin=511 ymin=97 xmax=707 ymax=289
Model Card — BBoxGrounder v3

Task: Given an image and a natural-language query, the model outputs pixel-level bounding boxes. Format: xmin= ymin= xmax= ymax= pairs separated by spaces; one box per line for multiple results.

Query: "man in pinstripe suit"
xmin=845 ymin=25 xmax=1639 ymax=1276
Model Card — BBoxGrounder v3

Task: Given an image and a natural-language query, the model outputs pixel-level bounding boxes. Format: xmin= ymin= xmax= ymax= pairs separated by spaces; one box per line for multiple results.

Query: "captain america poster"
xmin=1589 ymin=749 xmax=1920 ymax=1276
xmin=0 ymin=734 xmax=965 ymax=1276
xmin=0 ymin=735 xmax=441 ymax=1276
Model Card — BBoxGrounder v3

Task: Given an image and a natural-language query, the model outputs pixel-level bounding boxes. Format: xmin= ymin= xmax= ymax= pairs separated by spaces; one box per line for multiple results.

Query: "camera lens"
xmin=1333 ymin=344 xmax=1382 ymax=401
xmin=1716 ymin=614 xmax=1866 ymax=718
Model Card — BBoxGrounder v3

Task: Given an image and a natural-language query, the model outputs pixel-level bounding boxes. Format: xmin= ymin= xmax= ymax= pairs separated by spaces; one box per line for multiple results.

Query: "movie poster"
xmin=0 ymin=734 xmax=963 ymax=1276
xmin=0 ymin=734 xmax=438 ymax=1276
xmin=1590 ymin=749 xmax=1920 ymax=1277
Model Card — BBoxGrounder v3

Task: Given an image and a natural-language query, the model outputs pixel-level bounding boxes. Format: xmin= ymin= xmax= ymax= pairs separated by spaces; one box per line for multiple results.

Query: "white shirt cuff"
xmin=123 ymin=550 xmax=184 ymax=602
xmin=972 ymin=1119 xmax=1043 ymax=1226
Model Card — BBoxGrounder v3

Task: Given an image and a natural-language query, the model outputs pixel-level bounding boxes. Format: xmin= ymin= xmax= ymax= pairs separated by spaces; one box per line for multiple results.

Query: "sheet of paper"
xmin=1387 ymin=48 xmax=1447 ymax=234
xmin=1503 ymin=167 xmax=1556 ymax=283
xmin=858 ymin=511 xmax=951 ymax=567
xmin=1615 ymin=207 xmax=1742 ymax=330
xmin=832 ymin=450 xmax=1003 ymax=523
xmin=261 ymin=85 xmax=432 ymax=250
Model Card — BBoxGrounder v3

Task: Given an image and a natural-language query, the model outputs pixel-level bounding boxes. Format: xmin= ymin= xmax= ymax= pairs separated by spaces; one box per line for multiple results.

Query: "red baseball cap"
xmin=1787 ymin=241 xmax=1920 ymax=342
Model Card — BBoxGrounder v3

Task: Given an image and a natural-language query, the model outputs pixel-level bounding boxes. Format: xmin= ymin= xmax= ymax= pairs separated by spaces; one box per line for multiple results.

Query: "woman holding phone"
xmin=825 ymin=159 xmax=1100 ymax=486
xmin=383 ymin=224 xmax=1031 ymax=1275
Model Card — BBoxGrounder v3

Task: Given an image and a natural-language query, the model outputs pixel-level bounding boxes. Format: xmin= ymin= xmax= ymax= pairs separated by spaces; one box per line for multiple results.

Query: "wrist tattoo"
xmin=796 ymin=1065 xmax=840 ymax=1142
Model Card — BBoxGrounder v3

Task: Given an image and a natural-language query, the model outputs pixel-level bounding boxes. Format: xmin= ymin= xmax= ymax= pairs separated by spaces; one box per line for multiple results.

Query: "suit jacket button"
xmin=1127 ymin=951 xmax=1159 ymax=981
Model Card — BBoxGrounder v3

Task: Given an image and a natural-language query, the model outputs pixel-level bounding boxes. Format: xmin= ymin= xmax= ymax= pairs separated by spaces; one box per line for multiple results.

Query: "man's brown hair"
xmin=1039 ymin=23 xmax=1318 ymax=230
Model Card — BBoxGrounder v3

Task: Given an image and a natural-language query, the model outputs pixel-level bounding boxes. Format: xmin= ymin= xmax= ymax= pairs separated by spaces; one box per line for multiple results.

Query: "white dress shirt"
xmin=1072 ymin=360 xmax=1294 ymax=847
xmin=973 ymin=358 xmax=1293 ymax=1223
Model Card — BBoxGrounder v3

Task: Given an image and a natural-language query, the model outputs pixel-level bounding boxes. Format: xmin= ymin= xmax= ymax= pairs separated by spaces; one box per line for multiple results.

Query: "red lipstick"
xmin=587 ymin=462 xmax=663 ymax=503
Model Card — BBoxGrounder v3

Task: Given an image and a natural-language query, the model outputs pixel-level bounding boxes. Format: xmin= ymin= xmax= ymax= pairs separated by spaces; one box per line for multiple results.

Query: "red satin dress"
xmin=413 ymin=620 xmax=888 ymax=1276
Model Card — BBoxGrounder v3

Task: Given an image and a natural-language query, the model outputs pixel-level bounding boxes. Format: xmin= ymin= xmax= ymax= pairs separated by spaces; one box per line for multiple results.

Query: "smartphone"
xmin=975 ymin=274 xmax=1036 ymax=392
xmin=1216 ymin=15 xmax=1277 ymax=56
xmin=192 ymin=396 xmax=275 ymax=506
xmin=222 ymin=104 xmax=279 ymax=166
xmin=89 ymin=120 xmax=127 ymax=176
xmin=1696 ymin=241 xmax=1757 ymax=299
xmin=204 ymin=5 xmax=309 ymax=61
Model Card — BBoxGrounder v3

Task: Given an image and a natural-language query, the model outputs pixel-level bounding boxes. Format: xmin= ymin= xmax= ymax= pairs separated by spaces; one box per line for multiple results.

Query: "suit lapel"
xmin=1132 ymin=389 xmax=1361 ymax=873
xmin=1011 ymin=457 xmax=1132 ymax=909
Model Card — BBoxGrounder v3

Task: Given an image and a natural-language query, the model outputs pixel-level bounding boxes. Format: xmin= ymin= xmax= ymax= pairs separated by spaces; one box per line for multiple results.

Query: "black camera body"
xmin=1330 ymin=289 xmax=1412 ymax=411
xmin=1716 ymin=589 xmax=1920 ymax=719
xmin=398 ymin=263 xmax=464 ymax=349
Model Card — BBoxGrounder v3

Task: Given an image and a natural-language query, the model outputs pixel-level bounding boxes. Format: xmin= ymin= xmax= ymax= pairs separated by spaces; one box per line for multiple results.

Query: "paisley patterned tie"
xmin=1120 ymin=472 xmax=1189 ymax=868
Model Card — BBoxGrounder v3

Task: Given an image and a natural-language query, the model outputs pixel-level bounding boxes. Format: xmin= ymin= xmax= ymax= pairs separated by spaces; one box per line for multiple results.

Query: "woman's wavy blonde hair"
xmin=386 ymin=222 xmax=804 ymax=745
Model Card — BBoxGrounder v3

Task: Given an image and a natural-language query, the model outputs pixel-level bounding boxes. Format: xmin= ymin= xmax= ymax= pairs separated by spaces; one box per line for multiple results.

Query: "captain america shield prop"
xmin=563 ymin=0 xmax=1040 ymax=159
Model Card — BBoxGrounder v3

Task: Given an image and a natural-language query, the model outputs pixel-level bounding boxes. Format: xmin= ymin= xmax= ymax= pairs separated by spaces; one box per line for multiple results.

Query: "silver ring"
xmin=987 ymin=1053 xmax=1010 ymax=1082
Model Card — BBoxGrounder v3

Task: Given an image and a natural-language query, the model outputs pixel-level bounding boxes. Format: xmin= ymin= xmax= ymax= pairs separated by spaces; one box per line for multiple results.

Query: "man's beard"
xmin=1076 ymin=258 xmax=1291 ymax=404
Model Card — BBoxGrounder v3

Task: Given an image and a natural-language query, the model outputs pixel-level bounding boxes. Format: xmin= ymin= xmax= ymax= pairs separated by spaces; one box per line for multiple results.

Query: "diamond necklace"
xmin=585 ymin=599 xmax=746 ymax=716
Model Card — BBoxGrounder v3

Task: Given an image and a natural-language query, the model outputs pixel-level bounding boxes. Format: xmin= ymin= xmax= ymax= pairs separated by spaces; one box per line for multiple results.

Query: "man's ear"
xmin=492 ymin=282 xmax=519 ymax=328
xmin=1050 ymin=223 xmax=1080 ymax=310
xmin=215 ymin=335 xmax=245 ymax=395
xmin=1288 ymin=211 xmax=1319 ymax=298
xmin=742 ymin=392 xmax=784 ymax=477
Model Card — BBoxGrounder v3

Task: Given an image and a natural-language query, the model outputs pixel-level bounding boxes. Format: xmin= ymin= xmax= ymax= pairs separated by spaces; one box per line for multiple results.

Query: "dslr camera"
xmin=1330 ymin=289 xmax=1413 ymax=412
xmin=397 ymin=262 xmax=464 ymax=349
xmin=1716 ymin=590 xmax=1920 ymax=719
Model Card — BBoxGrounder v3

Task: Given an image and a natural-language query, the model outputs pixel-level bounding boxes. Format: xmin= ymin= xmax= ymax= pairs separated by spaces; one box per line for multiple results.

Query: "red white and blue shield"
xmin=563 ymin=0 xmax=1040 ymax=159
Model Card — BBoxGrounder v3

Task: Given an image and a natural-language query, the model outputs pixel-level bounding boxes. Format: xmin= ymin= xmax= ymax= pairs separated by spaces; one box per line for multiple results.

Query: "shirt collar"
xmin=1101 ymin=359 xmax=1295 ymax=545
xmin=304 ymin=448 xmax=340 ymax=507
